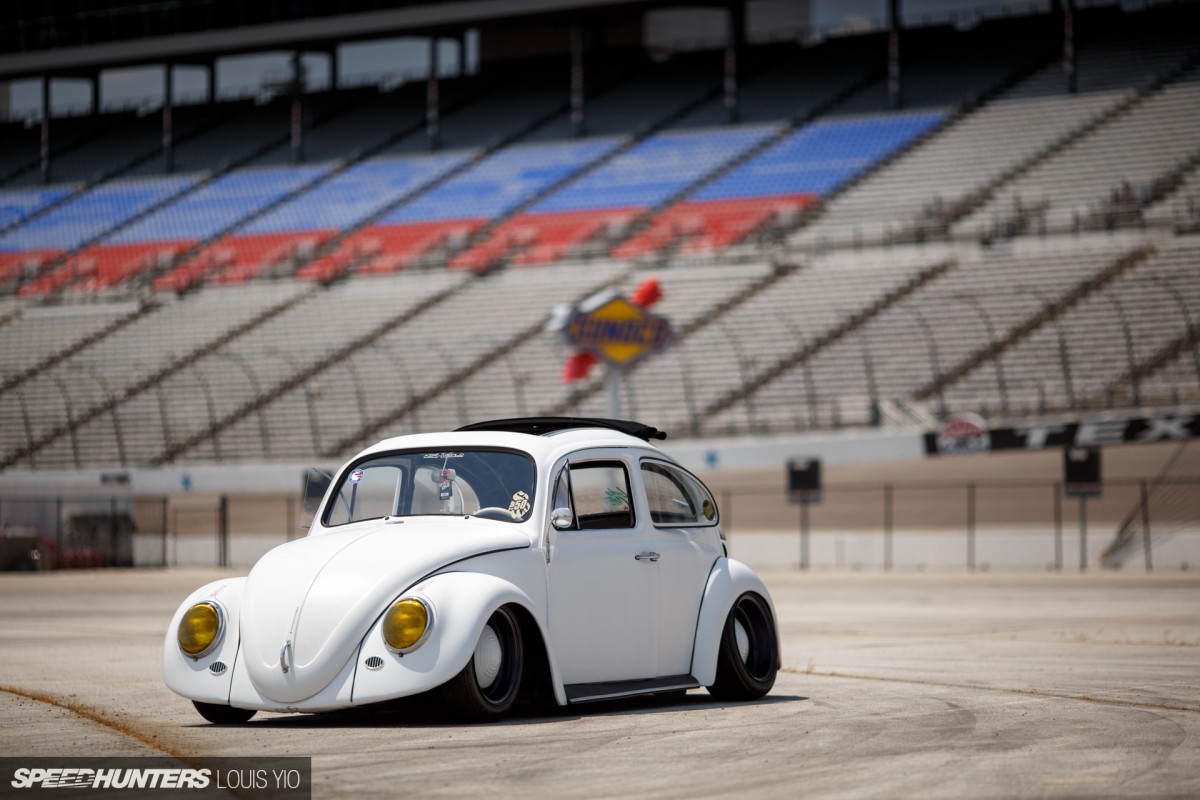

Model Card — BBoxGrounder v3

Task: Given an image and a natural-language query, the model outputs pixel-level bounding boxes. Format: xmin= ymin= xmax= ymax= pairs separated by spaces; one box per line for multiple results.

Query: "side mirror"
xmin=550 ymin=507 xmax=574 ymax=531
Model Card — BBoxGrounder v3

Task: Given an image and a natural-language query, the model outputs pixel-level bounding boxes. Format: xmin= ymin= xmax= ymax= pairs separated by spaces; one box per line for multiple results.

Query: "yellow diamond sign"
xmin=563 ymin=294 xmax=672 ymax=368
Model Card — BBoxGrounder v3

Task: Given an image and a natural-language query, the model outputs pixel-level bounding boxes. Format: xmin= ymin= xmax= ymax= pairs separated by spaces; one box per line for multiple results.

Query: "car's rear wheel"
xmin=707 ymin=592 xmax=778 ymax=701
xmin=193 ymin=701 xmax=256 ymax=724
xmin=441 ymin=606 xmax=523 ymax=722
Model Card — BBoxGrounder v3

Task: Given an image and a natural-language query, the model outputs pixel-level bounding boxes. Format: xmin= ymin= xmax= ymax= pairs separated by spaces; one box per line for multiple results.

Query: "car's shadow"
xmin=192 ymin=692 xmax=807 ymax=729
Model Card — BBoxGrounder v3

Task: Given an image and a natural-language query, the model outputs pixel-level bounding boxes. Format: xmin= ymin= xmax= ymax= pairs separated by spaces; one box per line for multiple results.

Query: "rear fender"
xmin=690 ymin=558 xmax=780 ymax=686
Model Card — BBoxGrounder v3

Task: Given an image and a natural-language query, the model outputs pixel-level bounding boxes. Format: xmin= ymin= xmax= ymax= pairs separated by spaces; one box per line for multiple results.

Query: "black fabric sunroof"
xmin=455 ymin=417 xmax=667 ymax=441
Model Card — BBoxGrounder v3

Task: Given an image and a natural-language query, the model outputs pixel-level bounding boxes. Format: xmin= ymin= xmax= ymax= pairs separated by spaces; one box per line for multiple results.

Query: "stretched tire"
xmin=707 ymin=592 xmax=778 ymax=701
xmin=193 ymin=701 xmax=256 ymax=724
xmin=441 ymin=606 xmax=523 ymax=722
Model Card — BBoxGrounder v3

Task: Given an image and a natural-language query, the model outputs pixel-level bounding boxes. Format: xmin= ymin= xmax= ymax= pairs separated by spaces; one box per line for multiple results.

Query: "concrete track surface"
xmin=1 ymin=568 xmax=1198 ymax=799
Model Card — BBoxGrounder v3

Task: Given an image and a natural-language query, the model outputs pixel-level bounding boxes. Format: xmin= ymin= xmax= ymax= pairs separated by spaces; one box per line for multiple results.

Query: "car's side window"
xmin=552 ymin=467 xmax=572 ymax=512
xmin=567 ymin=461 xmax=634 ymax=530
xmin=641 ymin=461 xmax=718 ymax=527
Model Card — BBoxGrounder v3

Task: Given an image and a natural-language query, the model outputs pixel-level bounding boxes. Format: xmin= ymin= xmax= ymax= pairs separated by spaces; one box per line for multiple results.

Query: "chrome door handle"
xmin=635 ymin=552 xmax=660 ymax=562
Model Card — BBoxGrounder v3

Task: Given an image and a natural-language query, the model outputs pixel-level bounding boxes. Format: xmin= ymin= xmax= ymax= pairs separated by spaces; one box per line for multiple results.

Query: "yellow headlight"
xmin=382 ymin=598 xmax=430 ymax=653
xmin=178 ymin=602 xmax=223 ymax=657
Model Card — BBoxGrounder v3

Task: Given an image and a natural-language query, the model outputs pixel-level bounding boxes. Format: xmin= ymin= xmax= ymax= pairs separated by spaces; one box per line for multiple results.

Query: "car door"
xmin=637 ymin=459 xmax=724 ymax=678
xmin=546 ymin=454 xmax=657 ymax=686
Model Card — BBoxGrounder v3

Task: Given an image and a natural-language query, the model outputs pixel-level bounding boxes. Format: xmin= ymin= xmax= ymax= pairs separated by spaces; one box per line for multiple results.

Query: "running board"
xmin=565 ymin=675 xmax=699 ymax=704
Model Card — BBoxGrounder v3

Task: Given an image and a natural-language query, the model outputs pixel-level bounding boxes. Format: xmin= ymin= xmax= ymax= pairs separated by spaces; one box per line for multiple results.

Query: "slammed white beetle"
xmin=164 ymin=418 xmax=779 ymax=723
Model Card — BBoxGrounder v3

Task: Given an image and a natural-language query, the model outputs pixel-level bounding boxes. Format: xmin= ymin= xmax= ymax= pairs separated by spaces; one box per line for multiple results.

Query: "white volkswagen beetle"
xmin=163 ymin=418 xmax=779 ymax=723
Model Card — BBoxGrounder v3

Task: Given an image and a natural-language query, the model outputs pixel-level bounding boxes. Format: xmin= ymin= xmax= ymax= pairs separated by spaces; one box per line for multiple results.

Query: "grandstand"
xmin=1 ymin=0 xmax=1199 ymax=474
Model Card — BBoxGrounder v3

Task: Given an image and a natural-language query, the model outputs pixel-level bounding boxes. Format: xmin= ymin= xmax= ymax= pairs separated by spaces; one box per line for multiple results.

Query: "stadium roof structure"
xmin=0 ymin=0 xmax=682 ymax=81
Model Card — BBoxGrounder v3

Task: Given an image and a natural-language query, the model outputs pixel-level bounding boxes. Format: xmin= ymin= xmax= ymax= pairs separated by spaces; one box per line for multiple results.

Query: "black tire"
xmin=707 ymin=592 xmax=778 ymax=701
xmin=440 ymin=606 xmax=523 ymax=722
xmin=193 ymin=701 xmax=256 ymax=724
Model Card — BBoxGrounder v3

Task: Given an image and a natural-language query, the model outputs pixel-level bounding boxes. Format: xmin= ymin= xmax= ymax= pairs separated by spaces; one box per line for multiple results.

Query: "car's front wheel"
xmin=707 ymin=592 xmax=778 ymax=701
xmin=441 ymin=606 xmax=523 ymax=722
xmin=193 ymin=701 xmax=256 ymax=724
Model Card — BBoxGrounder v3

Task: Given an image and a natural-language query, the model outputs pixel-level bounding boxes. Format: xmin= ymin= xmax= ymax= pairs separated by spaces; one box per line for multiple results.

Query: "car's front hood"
xmin=240 ymin=518 xmax=530 ymax=704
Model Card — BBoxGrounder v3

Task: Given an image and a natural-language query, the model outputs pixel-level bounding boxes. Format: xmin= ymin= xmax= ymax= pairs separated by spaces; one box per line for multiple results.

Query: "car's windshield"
xmin=322 ymin=449 xmax=536 ymax=527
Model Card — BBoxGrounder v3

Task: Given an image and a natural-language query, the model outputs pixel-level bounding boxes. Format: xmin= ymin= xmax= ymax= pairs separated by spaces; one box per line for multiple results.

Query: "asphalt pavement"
xmin=1 ymin=568 xmax=1197 ymax=799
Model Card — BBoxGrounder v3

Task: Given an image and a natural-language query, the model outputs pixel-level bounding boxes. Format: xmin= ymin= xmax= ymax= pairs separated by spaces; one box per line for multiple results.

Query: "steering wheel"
xmin=473 ymin=507 xmax=519 ymax=521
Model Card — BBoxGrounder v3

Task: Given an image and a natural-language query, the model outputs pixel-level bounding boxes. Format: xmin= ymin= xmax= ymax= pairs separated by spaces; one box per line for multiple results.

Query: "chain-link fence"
xmin=2 ymin=477 xmax=1196 ymax=571
xmin=717 ymin=477 xmax=1200 ymax=571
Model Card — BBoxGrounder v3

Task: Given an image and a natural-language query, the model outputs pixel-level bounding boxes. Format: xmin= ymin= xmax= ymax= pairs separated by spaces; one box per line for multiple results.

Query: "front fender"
xmin=162 ymin=578 xmax=245 ymax=705
xmin=690 ymin=558 xmax=780 ymax=686
xmin=353 ymin=571 xmax=566 ymax=706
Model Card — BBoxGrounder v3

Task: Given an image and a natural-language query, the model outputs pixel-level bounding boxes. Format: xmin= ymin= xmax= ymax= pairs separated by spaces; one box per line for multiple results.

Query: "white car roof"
xmin=352 ymin=427 xmax=670 ymax=467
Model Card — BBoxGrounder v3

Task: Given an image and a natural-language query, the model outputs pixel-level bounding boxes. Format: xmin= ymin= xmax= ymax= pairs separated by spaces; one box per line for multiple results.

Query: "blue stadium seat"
xmin=694 ymin=112 xmax=945 ymax=202
xmin=110 ymin=165 xmax=329 ymax=244
xmin=532 ymin=125 xmax=776 ymax=213
xmin=382 ymin=139 xmax=620 ymax=224
xmin=0 ymin=187 xmax=77 ymax=236
xmin=243 ymin=153 xmax=470 ymax=234
xmin=0 ymin=176 xmax=197 ymax=253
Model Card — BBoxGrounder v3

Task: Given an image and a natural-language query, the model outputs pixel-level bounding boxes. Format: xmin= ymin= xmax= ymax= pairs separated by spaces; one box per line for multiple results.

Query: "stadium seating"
xmin=4 ymin=2 xmax=1200 ymax=469
xmin=946 ymin=235 xmax=1200 ymax=414
xmin=615 ymin=113 xmax=943 ymax=257
xmin=709 ymin=233 xmax=1151 ymax=434
xmin=0 ymin=175 xmax=197 ymax=256
xmin=0 ymin=186 xmax=76 ymax=231
xmin=959 ymin=71 xmax=1200 ymax=234
xmin=0 ymin=281 xmax=311 ymax=468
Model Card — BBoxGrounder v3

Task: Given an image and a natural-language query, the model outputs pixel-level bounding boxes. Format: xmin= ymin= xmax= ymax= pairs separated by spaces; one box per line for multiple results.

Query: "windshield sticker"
xmin=348 ymin=468 xmax=364 ymax=484
xmin=508 ymin=491 xmax=530 ymax=518
xmin=424 ymin=452 xmax=465 ymax=460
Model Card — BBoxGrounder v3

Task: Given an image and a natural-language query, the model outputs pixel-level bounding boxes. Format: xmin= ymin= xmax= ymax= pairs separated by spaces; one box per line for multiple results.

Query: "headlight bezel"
xmin=381 ymin=596 xmax=434 ymax=655
xmin=177 ymin=600 xmax=226 ymax=660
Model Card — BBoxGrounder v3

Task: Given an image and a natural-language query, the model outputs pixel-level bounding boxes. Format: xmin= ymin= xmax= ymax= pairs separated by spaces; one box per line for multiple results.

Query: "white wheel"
xmin=474 ymin=624 xmax=503 ymax=689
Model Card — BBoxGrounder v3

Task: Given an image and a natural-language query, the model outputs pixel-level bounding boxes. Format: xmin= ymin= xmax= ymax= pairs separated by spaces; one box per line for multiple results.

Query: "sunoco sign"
xmin=562 ymin=293 xmax=672 ymax=368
